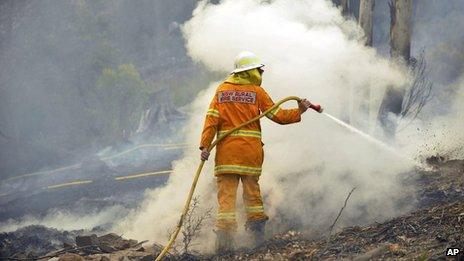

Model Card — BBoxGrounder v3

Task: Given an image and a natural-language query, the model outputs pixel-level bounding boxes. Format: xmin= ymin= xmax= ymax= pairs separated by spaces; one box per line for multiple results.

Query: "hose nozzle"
xmin=310 ymin=104 xmax=323 ymax=113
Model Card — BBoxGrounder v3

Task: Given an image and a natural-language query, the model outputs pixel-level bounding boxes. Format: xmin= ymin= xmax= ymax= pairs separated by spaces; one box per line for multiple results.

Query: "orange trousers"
xmin=216 ymin=174 xmax=269 ymax=231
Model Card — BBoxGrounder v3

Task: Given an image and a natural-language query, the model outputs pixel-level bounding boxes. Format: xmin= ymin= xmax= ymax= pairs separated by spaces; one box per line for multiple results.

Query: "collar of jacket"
xmin=224 ymin=68 xmax=262 ymax=86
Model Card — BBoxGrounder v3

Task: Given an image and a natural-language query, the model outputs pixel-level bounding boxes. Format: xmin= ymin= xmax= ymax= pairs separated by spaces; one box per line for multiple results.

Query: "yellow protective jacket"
xmin=200 ymin=76 xmax=301 ymax=176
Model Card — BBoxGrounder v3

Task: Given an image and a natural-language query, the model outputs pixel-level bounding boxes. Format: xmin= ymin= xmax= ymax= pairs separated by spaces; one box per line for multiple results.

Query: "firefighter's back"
xmin=214 ymin=82 xmax=264 ymax=176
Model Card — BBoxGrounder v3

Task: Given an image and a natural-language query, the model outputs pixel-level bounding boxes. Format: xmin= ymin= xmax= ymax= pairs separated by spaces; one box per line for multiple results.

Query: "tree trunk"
xmin=340 ymin=0 xmax=350 ymax=17
xmin=389 ymin=0 xmax=412 ymax=61
xmin=339 ymin=0 xmax=355 ymax=124
xmin=378 ymin=0 xmax=413 ymax=139
xmin=353 ymin=0 xmax=375 ymax=132
xmin=358 ymin=0 xmax=374 ymax=46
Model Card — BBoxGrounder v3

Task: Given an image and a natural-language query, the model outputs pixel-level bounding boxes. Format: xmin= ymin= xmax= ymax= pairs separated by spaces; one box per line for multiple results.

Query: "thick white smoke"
xmin=398 ymin=76 xmax=464 ymax=161
xmin=117 ymin=0 xmax=415 ymax=251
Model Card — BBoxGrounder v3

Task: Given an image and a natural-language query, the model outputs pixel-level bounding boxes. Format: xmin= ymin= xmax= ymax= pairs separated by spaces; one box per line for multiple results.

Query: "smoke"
xmin=116 ymin=0 xmax=415 ymax=251
xmin=398 ymin=75 xmax=464 ymax=161
xmin=0 ymin=206 xmax=128 ymax=233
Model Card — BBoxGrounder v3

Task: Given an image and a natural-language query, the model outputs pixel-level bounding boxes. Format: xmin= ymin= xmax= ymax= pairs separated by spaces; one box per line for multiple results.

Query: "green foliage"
xmin=92 ymin=64 xmax=150 ymax=145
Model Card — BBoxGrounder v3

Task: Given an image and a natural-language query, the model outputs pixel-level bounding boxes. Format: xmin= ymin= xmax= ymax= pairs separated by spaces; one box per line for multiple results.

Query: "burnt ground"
xmin=209 ymin=159 xmax=464 ymax=260
xmin=0 ymin=159 xmax=463 ymax=260
xmin=218 ymin=201 xmax=463 ymax=260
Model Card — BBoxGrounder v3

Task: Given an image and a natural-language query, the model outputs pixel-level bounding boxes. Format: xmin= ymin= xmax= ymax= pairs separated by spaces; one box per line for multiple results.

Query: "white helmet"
xmin=232 ymin=51 xmax=265 ymax=73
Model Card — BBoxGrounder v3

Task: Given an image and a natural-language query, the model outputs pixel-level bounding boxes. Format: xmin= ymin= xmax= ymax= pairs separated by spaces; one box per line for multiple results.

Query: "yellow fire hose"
xmin=155 ymin=96 xmax=303 ymax=261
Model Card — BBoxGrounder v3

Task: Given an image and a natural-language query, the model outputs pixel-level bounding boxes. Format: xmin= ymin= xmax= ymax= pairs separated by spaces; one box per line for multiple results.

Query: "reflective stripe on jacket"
xmin=200 ymin=82 xmax=301 ymax=176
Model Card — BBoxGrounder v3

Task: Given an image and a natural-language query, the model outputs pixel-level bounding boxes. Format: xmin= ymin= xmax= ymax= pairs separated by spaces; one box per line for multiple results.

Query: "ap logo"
xmin=446 ymin=248 xmax=460 ymax=256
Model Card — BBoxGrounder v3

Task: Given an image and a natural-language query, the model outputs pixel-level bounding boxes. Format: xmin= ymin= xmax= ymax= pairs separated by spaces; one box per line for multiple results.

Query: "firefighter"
xmin=199 ymin=51 xmax=320 ymax=253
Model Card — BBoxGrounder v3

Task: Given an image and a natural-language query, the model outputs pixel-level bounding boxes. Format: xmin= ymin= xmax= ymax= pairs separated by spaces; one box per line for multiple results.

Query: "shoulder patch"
xmin=218 ymin=90 xmax=256 ymax=104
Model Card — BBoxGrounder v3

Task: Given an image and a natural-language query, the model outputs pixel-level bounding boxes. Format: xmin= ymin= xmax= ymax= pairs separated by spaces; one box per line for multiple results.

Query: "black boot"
xmin=215 ymin=230 xmax=235 ymax=254
xmin=245 ymin=219 xmax=266 ymax=246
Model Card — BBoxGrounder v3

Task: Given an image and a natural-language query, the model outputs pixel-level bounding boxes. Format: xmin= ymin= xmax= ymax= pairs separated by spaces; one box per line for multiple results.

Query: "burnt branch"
xmin=327 ymin=187 xmax=357 ymax=239
xmin=181 ymin=197 xmax=212 ymax=253
xmin=398 ymin=51 xmax=433 ymax=131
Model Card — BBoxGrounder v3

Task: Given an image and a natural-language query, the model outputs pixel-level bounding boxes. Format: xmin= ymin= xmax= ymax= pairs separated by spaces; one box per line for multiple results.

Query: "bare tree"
xmin=378 ymin=0 xmax=413 ymax=139
xmin=349 ymin=0 xmax=375 ymax=132
xmin=339 ymin=0 xmax=357 ymax=125
xmin=358 ymin=0 xmax=374 ymax=46
xmin=389 ymin=0 xmax=413 ymax=61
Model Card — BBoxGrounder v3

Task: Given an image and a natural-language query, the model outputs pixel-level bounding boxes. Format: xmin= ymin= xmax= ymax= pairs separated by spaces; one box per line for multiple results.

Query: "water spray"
xmin=321 ymin=112 xmax=429 ymax=171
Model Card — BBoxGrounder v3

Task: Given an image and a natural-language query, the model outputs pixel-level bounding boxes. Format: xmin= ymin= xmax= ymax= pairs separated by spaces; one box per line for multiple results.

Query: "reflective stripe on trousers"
xmin=215 ymin=165 xmax=262 ymax=176
xmin=217 ymin=212 xmax=236 ymax=220
xmin=246 ymin=205 xmax=264 ymax=213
